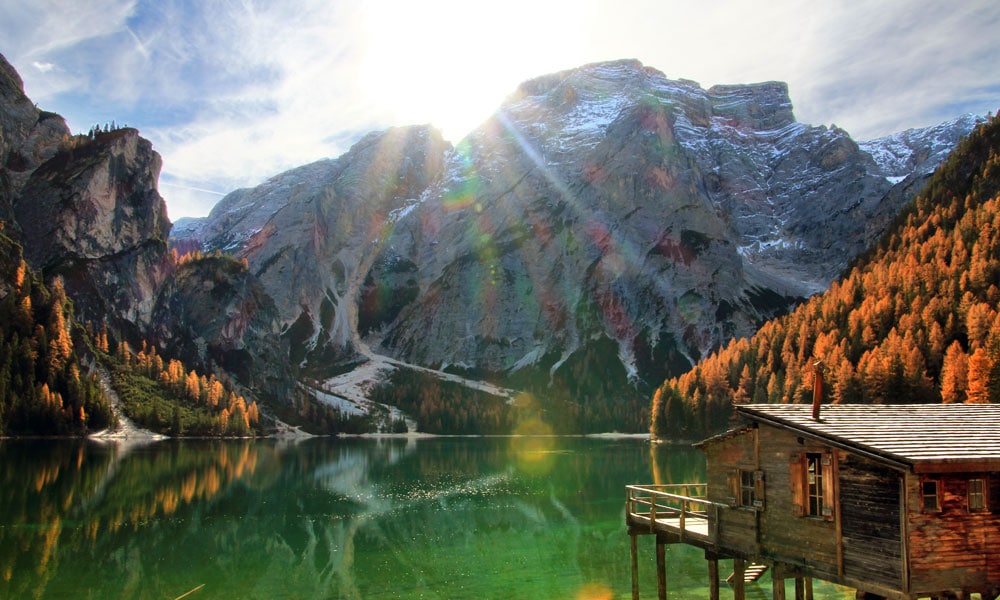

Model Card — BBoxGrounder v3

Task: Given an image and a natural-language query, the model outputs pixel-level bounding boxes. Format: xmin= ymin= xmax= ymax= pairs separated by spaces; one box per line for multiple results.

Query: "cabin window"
xmin=807 ymin=454 xmax=824 ymax=517
xmin=969 ymin=478 xmax=986 ymax=512
xmin=734 ymin=469 xmax=765 ymax=510
xmin=921 ymin=480 xmax=940 ymax=512
xmin=740 ymin=470 xmax=756 ymax=506
xmin=790 ymin=452 xmax=834 ymax=520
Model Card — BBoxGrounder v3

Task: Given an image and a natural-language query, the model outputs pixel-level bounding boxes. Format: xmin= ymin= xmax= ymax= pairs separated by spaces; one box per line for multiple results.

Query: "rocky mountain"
xmin=175 ymin=60 xmax=979 ymax=429
xmin=1 ymin=49 xmax=981 ymax=433
xmin=0 ymin=53 xmax=292 ymax=408
xmin=176 ymin=126 xmax=449 ymax=371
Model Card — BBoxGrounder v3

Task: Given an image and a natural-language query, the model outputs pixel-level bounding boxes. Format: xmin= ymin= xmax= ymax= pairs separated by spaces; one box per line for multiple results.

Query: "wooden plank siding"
xmin=702 ymin=425 xmax=841 ymax=580
xmin=905 ymin=472 xmax=1000 ymax=597
xmin=838 ymin=454 xmax=903 ymax=591
xmin=702 ymin=429 xmax=759 ymax=557
xmin=754 ymin=427 xmax=839 ymax=582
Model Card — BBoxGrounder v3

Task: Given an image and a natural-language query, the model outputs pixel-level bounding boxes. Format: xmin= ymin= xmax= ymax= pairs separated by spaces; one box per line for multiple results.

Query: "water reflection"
xmin=0 ymin=437 xmax=711 ymax=599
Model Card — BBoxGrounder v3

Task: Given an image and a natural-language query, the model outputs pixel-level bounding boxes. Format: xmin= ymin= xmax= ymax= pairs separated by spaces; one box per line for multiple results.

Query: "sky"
xmin=2 ymin=0 xmax=999 ymax=221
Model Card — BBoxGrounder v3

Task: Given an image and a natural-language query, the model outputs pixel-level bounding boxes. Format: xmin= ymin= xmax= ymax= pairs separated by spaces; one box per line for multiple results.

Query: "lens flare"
xmin=510 ymin=393 xmax=556 ymax=474
xmin=576 ymin=582 xmax=614 ymax=600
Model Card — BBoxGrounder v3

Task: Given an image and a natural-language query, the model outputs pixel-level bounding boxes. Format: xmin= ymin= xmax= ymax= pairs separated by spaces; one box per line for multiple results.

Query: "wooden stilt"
xmin=803 ymin=577 xmax=813 ymax=600
xmin=708 ymin=555 xmax=720 ymax=600
xmin=733 ymin=559 xmax=746 ymax=600
xmin=630 ymin=532 xmax=639 ymax=600
xmin=772 ymin=574 xmax=786 ymax=600
xmin=656 ymin=536 xmax=667 ymax=600
xmin=794 ymin=578 xmax=804 ymax=600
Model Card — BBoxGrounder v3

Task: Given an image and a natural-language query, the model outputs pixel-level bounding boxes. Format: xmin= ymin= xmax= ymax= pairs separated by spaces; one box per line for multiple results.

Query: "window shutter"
xmin=790 ymin=454 xmax=805 ymax=517
xmin=753 ymin=470 xmax=766 ymax=511
xmin=990 ymin=475 xmax=1000 ymax=515
xmin=821 ymin=453 xmax=835 ymax=521
xmin=727 ymin=471 xmax=739 ymax=507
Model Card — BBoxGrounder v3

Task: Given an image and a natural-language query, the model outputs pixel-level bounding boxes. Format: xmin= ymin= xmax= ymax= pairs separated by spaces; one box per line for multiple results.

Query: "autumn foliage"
xmin=109 ymin=340 xmax=260 ymax=436
xmin=651 ymin=113 xmax=1000 ymax=439
xmin=0 ymin=247 xmax=112 ymax=435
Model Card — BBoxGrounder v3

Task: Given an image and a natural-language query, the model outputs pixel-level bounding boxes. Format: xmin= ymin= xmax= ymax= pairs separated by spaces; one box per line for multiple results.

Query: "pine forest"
xmin=651 ymin=114 xmax=1000 ymax=440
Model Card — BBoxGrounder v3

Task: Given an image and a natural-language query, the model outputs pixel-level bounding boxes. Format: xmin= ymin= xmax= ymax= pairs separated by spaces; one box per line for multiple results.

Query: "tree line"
xmin=106 ymin=338 xmax=261 ymax=436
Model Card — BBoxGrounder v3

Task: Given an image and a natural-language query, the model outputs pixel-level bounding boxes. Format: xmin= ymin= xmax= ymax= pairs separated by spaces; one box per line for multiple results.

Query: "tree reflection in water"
xmin=0 ymin=436 xmax=727 ymax=599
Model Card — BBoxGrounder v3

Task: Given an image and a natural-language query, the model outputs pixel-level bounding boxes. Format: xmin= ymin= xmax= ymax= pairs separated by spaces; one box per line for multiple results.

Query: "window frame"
xmin=790 ymin=452 xmax=834 ymax=521
xmin=729 ymin=468 xmax=765 ymax=511
xmin=921 ymin=479 xmax=940 ymax=513
xmin=968 ymin=478 xmax=987 ymax=512
xmin=807 ymin=454 xmax=824 ymax=517
xmin=740 ymin=469 xmax=756 ymax=508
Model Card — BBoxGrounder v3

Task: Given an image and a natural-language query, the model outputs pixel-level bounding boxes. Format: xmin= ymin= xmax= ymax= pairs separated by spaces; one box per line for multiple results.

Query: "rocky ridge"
xmin=0 ymin=50 xmax=981 ymax=433
xmin=174 ymin=59 xmax=981 ymax=427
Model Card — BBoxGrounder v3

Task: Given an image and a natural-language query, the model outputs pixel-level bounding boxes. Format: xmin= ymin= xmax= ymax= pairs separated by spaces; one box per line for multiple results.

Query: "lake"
xmin=0 ymin=436 xmax=855 ymax=599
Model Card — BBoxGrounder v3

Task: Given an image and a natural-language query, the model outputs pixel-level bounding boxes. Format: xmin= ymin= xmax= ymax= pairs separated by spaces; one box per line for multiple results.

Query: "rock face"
xmin=176 ymin=59 xmax=979 ymax=416
xmin=14 ymin=128 xmax=173 ymax=335
xmin=0 ymin=53 xmax=292 ymax=405
xmin=182 ymin=126 xmax=450 ymax=368
xmin=151 ymin=255 xmax=288 ymax=400
xmin=0 ymin=54 xmax=69 ymax=225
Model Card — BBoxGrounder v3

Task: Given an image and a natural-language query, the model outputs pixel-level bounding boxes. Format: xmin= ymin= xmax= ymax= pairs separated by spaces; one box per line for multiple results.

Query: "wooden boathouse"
xmin=626 ymin=403 xmax=1000 ymax=599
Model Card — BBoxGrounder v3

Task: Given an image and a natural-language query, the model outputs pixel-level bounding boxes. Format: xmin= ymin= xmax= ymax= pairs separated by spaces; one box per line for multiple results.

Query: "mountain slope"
xmin=651 ymin=113 xmax=1000 ymax=439
xmin=175 ymin=59 xmax=980 ymax=432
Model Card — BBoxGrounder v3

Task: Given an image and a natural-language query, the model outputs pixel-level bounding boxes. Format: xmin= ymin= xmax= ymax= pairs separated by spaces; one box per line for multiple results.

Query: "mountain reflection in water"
xmin=0 ymin=436 xmax=850 ymax=599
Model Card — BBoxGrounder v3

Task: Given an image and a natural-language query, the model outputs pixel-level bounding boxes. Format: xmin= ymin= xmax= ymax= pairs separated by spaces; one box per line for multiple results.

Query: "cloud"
xmin=785 ymin=1 xmax=1000 ymax=138
xmin=2 ymin=0 xmax=999 ymax=218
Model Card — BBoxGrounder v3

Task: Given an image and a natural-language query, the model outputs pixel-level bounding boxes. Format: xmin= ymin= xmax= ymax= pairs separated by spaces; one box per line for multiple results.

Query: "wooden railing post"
xmin=679 ymin=499 xmax=687 ymax=535
xmin=650 ymin=494 xmax=657 ymax=532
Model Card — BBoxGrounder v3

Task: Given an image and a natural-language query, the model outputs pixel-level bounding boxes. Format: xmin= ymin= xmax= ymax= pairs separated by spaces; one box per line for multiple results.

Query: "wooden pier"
xmin=626 ymin=484 xmax=814 ymax=600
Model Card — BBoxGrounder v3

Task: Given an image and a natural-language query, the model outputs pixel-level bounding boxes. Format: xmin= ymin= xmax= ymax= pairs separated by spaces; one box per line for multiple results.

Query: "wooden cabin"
xmin=627 ymin=403 xmax=1000 ymax=600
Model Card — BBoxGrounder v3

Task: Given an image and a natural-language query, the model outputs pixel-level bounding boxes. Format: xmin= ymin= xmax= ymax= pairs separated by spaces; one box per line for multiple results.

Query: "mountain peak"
xmin=706 ymin=81 xmax=795 ymax=131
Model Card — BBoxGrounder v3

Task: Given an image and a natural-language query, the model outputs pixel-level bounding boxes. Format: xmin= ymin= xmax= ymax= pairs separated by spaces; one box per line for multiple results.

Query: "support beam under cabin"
xmin=707 ymin=554 xmax=720 ymax=600
xmin=629 ymin=531 xmax=639 ymax=600
xmin=656 ymin=535 xmax=667 ymax=600
xmin=733 ymin=558 xmax=746 ymax=600
xmin=796 ymin=577 xmax=813 ymax=600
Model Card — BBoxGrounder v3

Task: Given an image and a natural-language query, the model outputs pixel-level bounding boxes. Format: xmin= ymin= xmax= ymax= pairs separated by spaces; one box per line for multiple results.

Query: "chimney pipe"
xmin=811 ymin=360 xmax=824 ymax=420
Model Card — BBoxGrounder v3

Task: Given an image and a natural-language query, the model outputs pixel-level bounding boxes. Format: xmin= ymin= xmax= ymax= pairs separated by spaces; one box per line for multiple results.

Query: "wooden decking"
xmin=626 ymin=484 xmax=816 ymax=600
xmin=625 ymin=484 xmax=720 ymax=548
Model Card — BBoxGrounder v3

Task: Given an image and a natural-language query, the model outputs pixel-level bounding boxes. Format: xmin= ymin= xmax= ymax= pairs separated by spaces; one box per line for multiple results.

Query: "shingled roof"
xmin=735 ymin=403 xmax=1000 ymax=473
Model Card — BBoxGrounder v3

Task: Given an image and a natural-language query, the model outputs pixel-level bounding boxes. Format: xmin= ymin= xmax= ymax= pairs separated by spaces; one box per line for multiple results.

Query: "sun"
xmin=359 ymin=0 xmax=590 ymax=142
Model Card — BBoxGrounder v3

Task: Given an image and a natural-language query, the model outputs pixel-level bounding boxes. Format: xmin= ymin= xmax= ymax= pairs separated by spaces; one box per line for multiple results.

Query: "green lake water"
xmin=0 ymin=436 xmax=857 ymax=599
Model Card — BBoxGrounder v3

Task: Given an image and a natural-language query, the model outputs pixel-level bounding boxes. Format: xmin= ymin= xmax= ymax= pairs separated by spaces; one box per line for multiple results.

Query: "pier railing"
xmin=626 ymin=484 xmax=725 ymax=543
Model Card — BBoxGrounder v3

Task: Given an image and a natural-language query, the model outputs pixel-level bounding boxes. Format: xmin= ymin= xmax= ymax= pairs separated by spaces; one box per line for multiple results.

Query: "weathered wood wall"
xmin=703 ymin=430 xmax=759 ymax=557
xmin=905 ymin=472 xmax=1000 ymax=596
xmin=839 ymin=455 xmax=903 ymax=590
xmin=703 ymin=426 xmax=841 ymax=580
xmin=755 ymin=426 xmax=840 ymax=582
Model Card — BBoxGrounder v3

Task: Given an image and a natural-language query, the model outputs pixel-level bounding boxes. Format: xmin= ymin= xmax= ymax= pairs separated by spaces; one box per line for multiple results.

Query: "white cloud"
xmin=2 ymin=0 xmax=999 ymax=218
